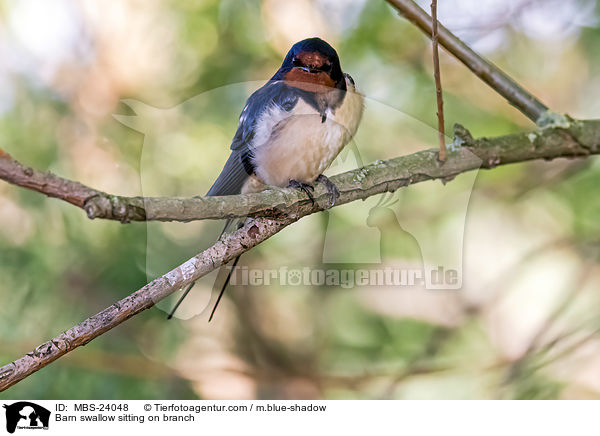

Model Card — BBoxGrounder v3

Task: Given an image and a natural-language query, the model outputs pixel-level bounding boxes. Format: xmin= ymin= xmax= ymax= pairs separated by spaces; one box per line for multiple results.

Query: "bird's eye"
xmin=292 ymin=57 xmax=303 ymax=67
xmin=321 ymin=62 xmax=332 ymax=72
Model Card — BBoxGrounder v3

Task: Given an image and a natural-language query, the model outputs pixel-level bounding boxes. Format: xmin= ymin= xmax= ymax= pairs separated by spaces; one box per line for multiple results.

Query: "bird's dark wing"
xmin=206 ymin=81 xmax=299 ymax=196
xmin=206 ymin=150 xmax=250 ymax=196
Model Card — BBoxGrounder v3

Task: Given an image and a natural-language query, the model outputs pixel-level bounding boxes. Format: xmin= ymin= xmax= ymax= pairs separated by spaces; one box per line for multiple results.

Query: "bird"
xmin=168 ymin=37 xmax=364 ymax=321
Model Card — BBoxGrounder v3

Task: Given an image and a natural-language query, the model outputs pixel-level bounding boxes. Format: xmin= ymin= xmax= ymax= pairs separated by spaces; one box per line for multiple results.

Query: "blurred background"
xmin=1 ymin=0 xmax=600 ymax=399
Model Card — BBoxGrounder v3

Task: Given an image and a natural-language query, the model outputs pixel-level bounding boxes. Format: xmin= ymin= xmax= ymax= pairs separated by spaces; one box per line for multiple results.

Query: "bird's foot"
xmin=315 ymin=174 xmax=340 ymax=208
xmin=288 ymin=179 xmax=315 ymax=205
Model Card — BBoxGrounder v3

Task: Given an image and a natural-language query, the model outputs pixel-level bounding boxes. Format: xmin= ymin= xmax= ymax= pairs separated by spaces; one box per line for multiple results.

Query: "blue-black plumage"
xmin=169 ymin=37 xmax=363 ymax=321
xmin=206 ymin=37 xmax=363 ymax=198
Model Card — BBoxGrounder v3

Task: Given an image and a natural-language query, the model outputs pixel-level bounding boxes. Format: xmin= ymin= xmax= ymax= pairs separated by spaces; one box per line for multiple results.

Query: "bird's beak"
xmin=294 ymin=65 xmax=324 ymax=74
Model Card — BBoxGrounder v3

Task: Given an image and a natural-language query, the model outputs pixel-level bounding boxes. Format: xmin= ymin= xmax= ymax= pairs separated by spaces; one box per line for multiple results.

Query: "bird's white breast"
xmin=248 ymin=78 xmax=364 ymax=191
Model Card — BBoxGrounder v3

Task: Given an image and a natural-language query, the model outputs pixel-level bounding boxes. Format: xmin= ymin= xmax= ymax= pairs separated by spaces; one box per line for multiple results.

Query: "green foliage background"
xmin=1 ymin=0 xmax=600 ymax=399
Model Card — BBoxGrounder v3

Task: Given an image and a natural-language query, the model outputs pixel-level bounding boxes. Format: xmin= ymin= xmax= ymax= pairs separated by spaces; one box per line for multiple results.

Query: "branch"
xmin=385 ymin=0 xmax=549 ymax=122
xmin=0 ymin=148 xmax=147 ymax=223
xmin=1 ymin=119 xmax=598 ymax=224
xmin=430 ymin=0 xmax=447 ymax=161
xmin=0 ymin=216 xmax=294 ymax=391
xmin=1 ymin=118 xmax=600 ymax=391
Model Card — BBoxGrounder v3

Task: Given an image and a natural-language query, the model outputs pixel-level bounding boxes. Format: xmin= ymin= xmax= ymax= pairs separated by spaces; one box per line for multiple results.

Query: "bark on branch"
xmin=0 ymin=216 xmax=293 ymax=391
xmin=1 ymin=118 xmax=599 ymax=391
xmin=1 ymin=119 xmax=598 ymax=225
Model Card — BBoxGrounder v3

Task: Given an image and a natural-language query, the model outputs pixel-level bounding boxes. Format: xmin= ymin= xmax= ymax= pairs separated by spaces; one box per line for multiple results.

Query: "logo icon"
xmin=3 ymin=402 xmax=50 ymax=434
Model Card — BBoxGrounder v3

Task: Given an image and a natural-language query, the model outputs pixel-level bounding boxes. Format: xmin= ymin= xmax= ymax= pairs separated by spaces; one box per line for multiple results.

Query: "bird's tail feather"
xmin=208 ymin=254 xmax=241 ymax=322
xmin=167 ymin=218 xmax=244 ymax=320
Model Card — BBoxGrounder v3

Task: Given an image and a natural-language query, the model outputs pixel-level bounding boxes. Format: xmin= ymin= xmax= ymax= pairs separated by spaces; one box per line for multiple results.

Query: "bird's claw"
xmin=316 ymin=174 xmax=340 ymax=208
xmin=288 ymin=179 xmax=316 ymax=205
xmin=288 ymin=176 xmax=340 ymax=208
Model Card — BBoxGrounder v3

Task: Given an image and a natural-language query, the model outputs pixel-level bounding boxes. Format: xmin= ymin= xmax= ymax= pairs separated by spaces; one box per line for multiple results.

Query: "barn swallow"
xmin=168 ymin=37 xmax=364 ymax=320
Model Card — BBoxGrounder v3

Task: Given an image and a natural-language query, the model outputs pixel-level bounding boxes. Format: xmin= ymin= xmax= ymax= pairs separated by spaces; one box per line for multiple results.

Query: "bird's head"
xmin=274 ymin=37 xmax=346 ymax=93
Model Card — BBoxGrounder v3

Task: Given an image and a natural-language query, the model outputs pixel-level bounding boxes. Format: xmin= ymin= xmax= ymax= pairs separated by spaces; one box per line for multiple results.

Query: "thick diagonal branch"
xmin=1 ymin=119 xmax=599 ymax=391
xmin=0 ymin=216 xmax=294 ymax=391
xmin=385 ymin=0 xmax=549 ymax=122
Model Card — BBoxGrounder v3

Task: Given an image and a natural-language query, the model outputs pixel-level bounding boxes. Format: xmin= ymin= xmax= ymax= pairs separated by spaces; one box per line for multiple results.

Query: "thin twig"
xmin=430 ymin=0 xmax=446 ymax=161
xmin=385 ymin=0 xmax=549 ymax=122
